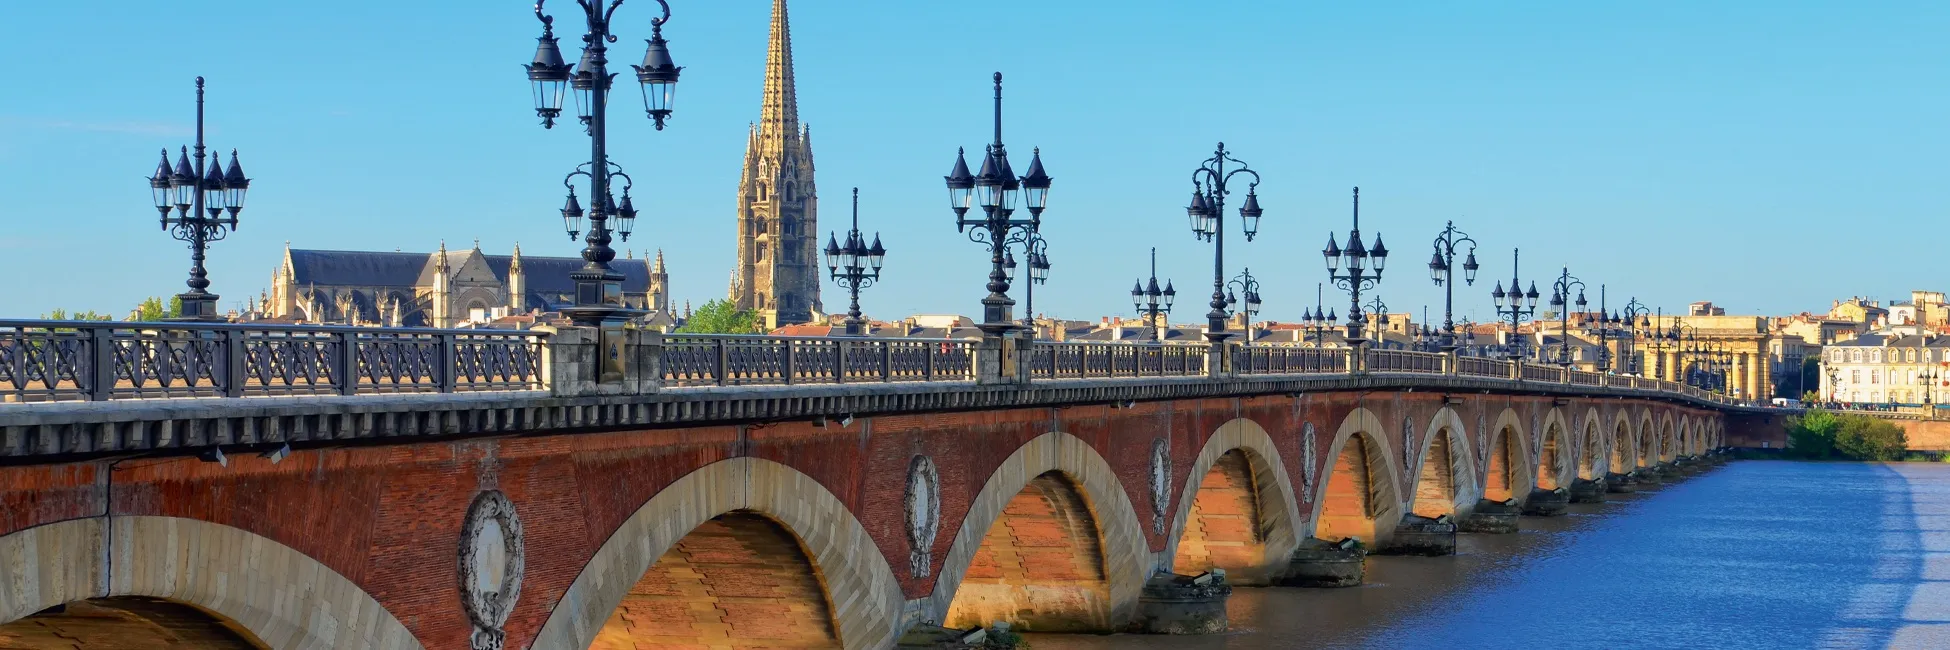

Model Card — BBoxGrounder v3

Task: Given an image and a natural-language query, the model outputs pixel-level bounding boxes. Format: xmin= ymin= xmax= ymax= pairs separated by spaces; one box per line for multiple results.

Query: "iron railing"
xmin=1522 ymin=363 xmax=1566 ymax=383
xmin=660 ymin=335 xmax=976 ymax=387
xmin=0 ymin=320 xmax=544 ymax=402
xmin=1456 ymin=356 xmax=1513 ymax=379
xmin=1236 ymin=346 xmax=1351 ymax=375
xmin=1367 ymin=349 xmax=1446 ymax=374
xmin=1028 ymin=342 xmax=1206 ymax=379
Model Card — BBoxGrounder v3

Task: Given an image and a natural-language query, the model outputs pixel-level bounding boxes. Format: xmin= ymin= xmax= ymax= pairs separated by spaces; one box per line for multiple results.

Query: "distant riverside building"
xmin=263 ymin=242 xmax=668 ymax=328
xmin=1822 ymin=331 xmax=1950 ymax=405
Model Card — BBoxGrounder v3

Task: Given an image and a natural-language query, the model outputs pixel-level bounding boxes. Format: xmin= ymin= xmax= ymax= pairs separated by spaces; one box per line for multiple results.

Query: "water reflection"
xmin=1028 ymin=462 xmax=1950 ymax=649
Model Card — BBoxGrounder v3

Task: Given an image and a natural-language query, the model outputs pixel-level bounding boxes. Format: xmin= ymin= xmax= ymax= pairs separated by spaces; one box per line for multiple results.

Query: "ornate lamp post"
xmin=1301 ymin=283 xmax=1335 ymax=347
xmin=524 ymin=0 xmax=681 ymax=326
xmin=1323 ymin=187 xmax=1387 ymax=343
xmin=1926 ymin=366 xmax=1941 ymax=406
xmin=1184 ymin=143 xmax=1263 ymax=344
xmin=1226 ymin=267 xmax=1263 ymax=339
xmin=146 ymin=77 xmax=251 ymax=322
xmin=945 ymin=73 xmax=1052 ymax=336
xmin=1827 ymin=366 xmax=1841 ymax=404
xmin=1490 ymin=248 xmax=1540 ymax=360
xmin=1457 ymin=317 xmax=1480 ymax=355
xmin=1621 ymin=297 xmax=1651 ymax=375
xmin=1363 ymin=295 xmax=1391 ymax=347
xmin=1427 ymin=220 xmax=1478 ymax=350
xmin=824 ymin=188 xmax=886 ymax=336
xmin=1130 ymin=248 xmax=1175 ymax=342
xmin=1008 ymin=233 xmax=1052 ymax=332
xmin=1546 ymin=267 xmax=1588 ymax=368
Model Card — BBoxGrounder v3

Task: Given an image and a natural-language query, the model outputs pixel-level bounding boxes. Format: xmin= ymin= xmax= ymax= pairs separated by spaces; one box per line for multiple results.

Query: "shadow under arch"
xmin=1166 ymin=418 xmax=1304 ymax=585
xmin=1610 ymin=409 xmax=1636 ymax=474
xmin=1536 ymin=408 xmax=1573 ymax=490
xmin=1309 ymin=408 xmax=1407 ymax=546
xmin=927 ymin=431 xmax=1149 ymax=633
xmin=0 ymin=596 xmax=270 ymax=647
xmin=1578 ymin=408 xmax=1606 ymax=480
xmin=1638 ymin=410 xmax=1657 ymax=468
xmin=1659 ymin=412 xmax=1677 ymax=462
xmin=1409 ymin=407 xmax=1477 ymax=518
xmin=0 ymin=516 xmax=420 ymax=650
xmin=531 ymin=457 xmax=903 ymax=650
xmin=1483 ymin=408 xmax=1535 ymax=502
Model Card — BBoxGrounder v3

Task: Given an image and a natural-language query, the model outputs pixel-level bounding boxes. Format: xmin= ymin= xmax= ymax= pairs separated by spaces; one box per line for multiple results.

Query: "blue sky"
xmin=3 ymin=1 xmax=1946 ymax=324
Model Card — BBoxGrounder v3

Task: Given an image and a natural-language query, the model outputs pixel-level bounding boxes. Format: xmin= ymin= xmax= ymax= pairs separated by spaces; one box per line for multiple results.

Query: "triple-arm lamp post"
xmin=1621 ymin=297 xmax=1651 ymax=375
xmin=1547 ymin=267 xmax=1588 ymax=368
xmin=824 ymin=188 xmax=886 ymax=336
xmin=146 ymin=77 xmax=252 ymax=321
xmin=1323 ymin=188 xmax=1387 ymax=343
xmin=1426 ymin=220 xmax=1478 ymax=350
xmin=1490 ymin=248 xmax=1540 ymax=361
xmin=1300 ymin=283 xmax=1335 ymax=347
xmin=1227 ymin=268 xmax=1263 ymax=338
xmin=524 ymin=0 xmax=682 ymax=326
xmin=1131 ymin=248 xmax=1175 ymax=342
xmin=944 ymin=73 xmax=1052 ymax=337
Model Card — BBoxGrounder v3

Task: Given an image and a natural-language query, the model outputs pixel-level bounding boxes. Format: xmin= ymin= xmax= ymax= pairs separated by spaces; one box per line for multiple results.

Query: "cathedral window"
xmin=758 ymin=243 xmax=768 ymax=262
xmin=785 ymin=183 xmax=795 ymax=202
xmin=759 ymin=184 xmax=768 ymax=201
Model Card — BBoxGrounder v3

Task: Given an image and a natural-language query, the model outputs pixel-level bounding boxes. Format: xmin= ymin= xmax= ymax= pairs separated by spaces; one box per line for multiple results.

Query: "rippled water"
xmin=1028 ymin=461 xmax=1950 ymax=650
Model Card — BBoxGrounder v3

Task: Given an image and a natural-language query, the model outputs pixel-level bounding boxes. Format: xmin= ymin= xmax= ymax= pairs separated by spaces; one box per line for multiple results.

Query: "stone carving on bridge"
xmin=459 ymin=489 xmax=524 ymax=650
xmin=1302 ymin=423 xmax=1317 ymax=502
xmin=1150 ymin=437 xmax=1173 ymax=535
xmin=906 ymin=454 xmax=941 ymax=578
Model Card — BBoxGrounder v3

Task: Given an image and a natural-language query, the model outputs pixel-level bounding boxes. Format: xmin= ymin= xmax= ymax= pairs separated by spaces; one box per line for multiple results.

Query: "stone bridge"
xmin=0 ymin=322 xmax=1774 ymax=648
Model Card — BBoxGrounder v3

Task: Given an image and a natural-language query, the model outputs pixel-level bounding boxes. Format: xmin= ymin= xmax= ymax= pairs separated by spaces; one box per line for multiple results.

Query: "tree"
xmin=1785 ymin=409 xmax=1907 ymax=461
xmin=129 ymin=296 xmax=183 ymax=322
xmin=675 ymin=299 xmax=760 ymax=334
xmin=39 ymin=309 xmax=113 ymax=322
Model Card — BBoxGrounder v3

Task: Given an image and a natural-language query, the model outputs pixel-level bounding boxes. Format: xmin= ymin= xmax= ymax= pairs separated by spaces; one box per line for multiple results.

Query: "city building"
xmin=1829 ymin=297 xmax=1889 ymax=328
xmin=262 ymin=242 xmax=669 ymax=328
xmin=730 ymin=0 xmax=822 ymax=329
xmin=1821 ymin=332 xmax=1950 ymax=405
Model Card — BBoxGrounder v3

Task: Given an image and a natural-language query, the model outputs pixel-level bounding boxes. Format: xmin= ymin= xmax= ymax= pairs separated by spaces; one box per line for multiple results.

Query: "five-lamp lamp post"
xmin=1184 ymin=143 xmax=1263 ymax=344
xmin=146 ymin=77 xmax=251 ymax=322
xmin=1546 ymin=267 xmax=1588 ymax=368
xmin=945 ymin=73 xmax=1052 ymax=337
xmin=1490 ymin=248 xmax=1540 ymax=361
xmin=524 ymin=0 xmax=682 ymax=326
xmin=1131 ymin=248 xmax=1176 ymax=342
xmin=824 ymin=188 xmax=886 ymax=336
xmin=1426 ymin=220 xmax=1479 ymax=350
xmin=1323 ymin=187 xmax=1387 ymax=343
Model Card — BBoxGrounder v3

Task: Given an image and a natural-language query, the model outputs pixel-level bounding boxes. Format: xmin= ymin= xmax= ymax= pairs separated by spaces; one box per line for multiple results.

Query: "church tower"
xmin=731 ymin=0 xmax=820 ymax=329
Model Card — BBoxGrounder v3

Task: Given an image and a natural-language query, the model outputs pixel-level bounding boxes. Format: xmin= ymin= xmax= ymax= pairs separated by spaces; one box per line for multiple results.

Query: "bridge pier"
xmin=1522 ymin=487 xmax=1571 ymax=516
xmin=1569 ymin=477 xmax=1607 ymax=503
xmin=1605 ymin=472 xmax=1638 ymax=493
xmin=1277 ymin=538 xmax=1366 ymax=588
xmin=1457 ymin=498 xmax=1521 ymax=534
xmin=1376 ymin=514 xmax=1457 ymax=556
xmin=1133 ymin=571 xmax=1233 ymax=634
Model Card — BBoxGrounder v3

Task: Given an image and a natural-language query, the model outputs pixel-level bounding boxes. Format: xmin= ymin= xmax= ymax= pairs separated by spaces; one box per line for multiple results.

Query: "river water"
xmin=1029 ymin=461 xmax=1950 ymax=650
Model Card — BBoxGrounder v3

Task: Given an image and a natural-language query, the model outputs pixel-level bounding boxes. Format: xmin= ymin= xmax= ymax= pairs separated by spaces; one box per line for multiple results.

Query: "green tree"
xmin=1786 ymin=409 xmax=1839 ymax=459
xmin=38 ymin=309 xmax=114 ymax=322
xmin=1785 ymin=409 xmax=1908 ymax=461
xmin=675 ymin=299 xmax=760 ymax=334
xmin=128 ymin=296 xmax=183 ymax=322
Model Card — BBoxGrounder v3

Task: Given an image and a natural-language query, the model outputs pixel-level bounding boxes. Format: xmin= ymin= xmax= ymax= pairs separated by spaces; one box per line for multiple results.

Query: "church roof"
xmin=288 ymin=248 xmax=654 ymax=294
xmin=482 ymin=255 xmax=654 ymax=294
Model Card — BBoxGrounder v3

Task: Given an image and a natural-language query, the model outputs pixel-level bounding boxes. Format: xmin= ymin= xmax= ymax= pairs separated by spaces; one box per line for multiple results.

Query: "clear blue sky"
xmin=3 ymin=1 xmax=1946 ymax=324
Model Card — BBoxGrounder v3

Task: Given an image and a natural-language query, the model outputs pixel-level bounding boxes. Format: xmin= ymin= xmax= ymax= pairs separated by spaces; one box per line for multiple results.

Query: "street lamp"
xmin=825 ymin=188 xmax=886 ymax=336
xmin=1012 ymin=233 xmax=1052 ymax=332
xmin=1300 ymin=283 xmax=1336 ymax=347
xmin=525 ymin=0 xmax=682 ymax=326
xmin=1185 ymin=143 xmax=1264 ymax=344
xmin=146 ymin=77 xmax=251 ymax=322
xmin=1546 ymin=267 xmax=1588 ymax=368
xmin=1427 ymin=220 xmax=1479 ymax=350
xmin=1457 ymin=317 xmax=1480 ymax=356
xmin=1323 ymin=187 xmax=1387 ymax=343
xmin=1621 ymin=297 xmax=1651 ymax=375
xmin=1226 ymin=268 xmax=1263 ymax=338
xmin=1363 ymin=295 xmax=1391 ymax=347
xmin=945 ymin=73 xmax=1052 ymax=336
xmin=1131 ymin=248 xmax=1175 ymax=342
xmin=1490 ymin=248 xmax=1540 ymax=360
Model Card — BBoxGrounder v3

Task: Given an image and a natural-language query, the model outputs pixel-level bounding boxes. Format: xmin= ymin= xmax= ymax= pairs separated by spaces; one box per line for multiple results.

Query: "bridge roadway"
xmin=0 ymin=322 xmax=1782 ymax=649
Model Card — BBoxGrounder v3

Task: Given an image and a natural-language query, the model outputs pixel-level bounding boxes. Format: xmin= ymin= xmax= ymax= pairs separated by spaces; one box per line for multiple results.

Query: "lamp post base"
xmin=167 ymin=292 xmax=224 ymax=322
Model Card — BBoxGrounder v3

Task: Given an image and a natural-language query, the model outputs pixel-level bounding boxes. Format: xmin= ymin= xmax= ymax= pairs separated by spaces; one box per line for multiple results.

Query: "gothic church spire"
xmin=760 ymin=0 xmax=798 ymax=140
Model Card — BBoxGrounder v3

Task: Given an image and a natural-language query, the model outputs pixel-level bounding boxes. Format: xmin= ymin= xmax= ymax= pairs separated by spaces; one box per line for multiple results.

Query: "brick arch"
xmin=531 ymin=457 xmax=902 ymax=650
xmin=1638 ymin=410 xmax=1657 ymax=468
xmin=1409 ymin=407 xmax=1476 ymax=518
xmin=926 ymin=431 xmax=1148 ymax=633
xmin=1537 ymin=408 xmax=1573 ymax=490
xmin=0 ymin=516 xmax=419 ymax=650
xmin=1165 ymin=418 xmax=1303 ymax=585
xmin=1679 ymin=416 xmax=1694 ymax=456
xmin=1309 ymin=408 xmax=1406 ymax=546
xmin=1610 ymin=410 xmax=1636 ymax=474
xmin=1578 ymin=408 xmax=1605 ymax=480
xmin=1658 ymin=413 xmax=1677 ymax=462
xmin=1483 ymin=408 xmax=1534 ymax=502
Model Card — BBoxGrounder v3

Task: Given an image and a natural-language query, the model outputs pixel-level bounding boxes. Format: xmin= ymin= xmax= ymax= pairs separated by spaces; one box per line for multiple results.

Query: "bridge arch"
xmin=931 ymin=431 xmax=1149 ymax=633
xmin=1167 ymin=418 xmax=1303 ymax=584
xmin=1638 ymin=410 xmax=1657 ymax=468
xmin=1483 ymin=408 xmax=1534 ymax=502
xmin=0 ymin=516 xmax=418 ymax=649
xmin=1610 ymin=410 xmax=1635 ymax=474
xmin=1309 ymin=408 xmax=1406 ymax=546
xmin=1537 ymin=409 xmax=1573 ymax=490
xmin=1578 ymin=408 xmax=1605 ymax=480
xmin=532 ymin=457 xmax=903 ymax=650
xmin=1408 ymin=407 xmax=1476 ymax=518
xmin=1658 ymin=413 xmax=1677 ymax=462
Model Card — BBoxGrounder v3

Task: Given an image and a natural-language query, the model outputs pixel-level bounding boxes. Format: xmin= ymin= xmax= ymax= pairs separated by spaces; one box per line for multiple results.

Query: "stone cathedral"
xmin=730 ymin=0 xmax=821 ymax=329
